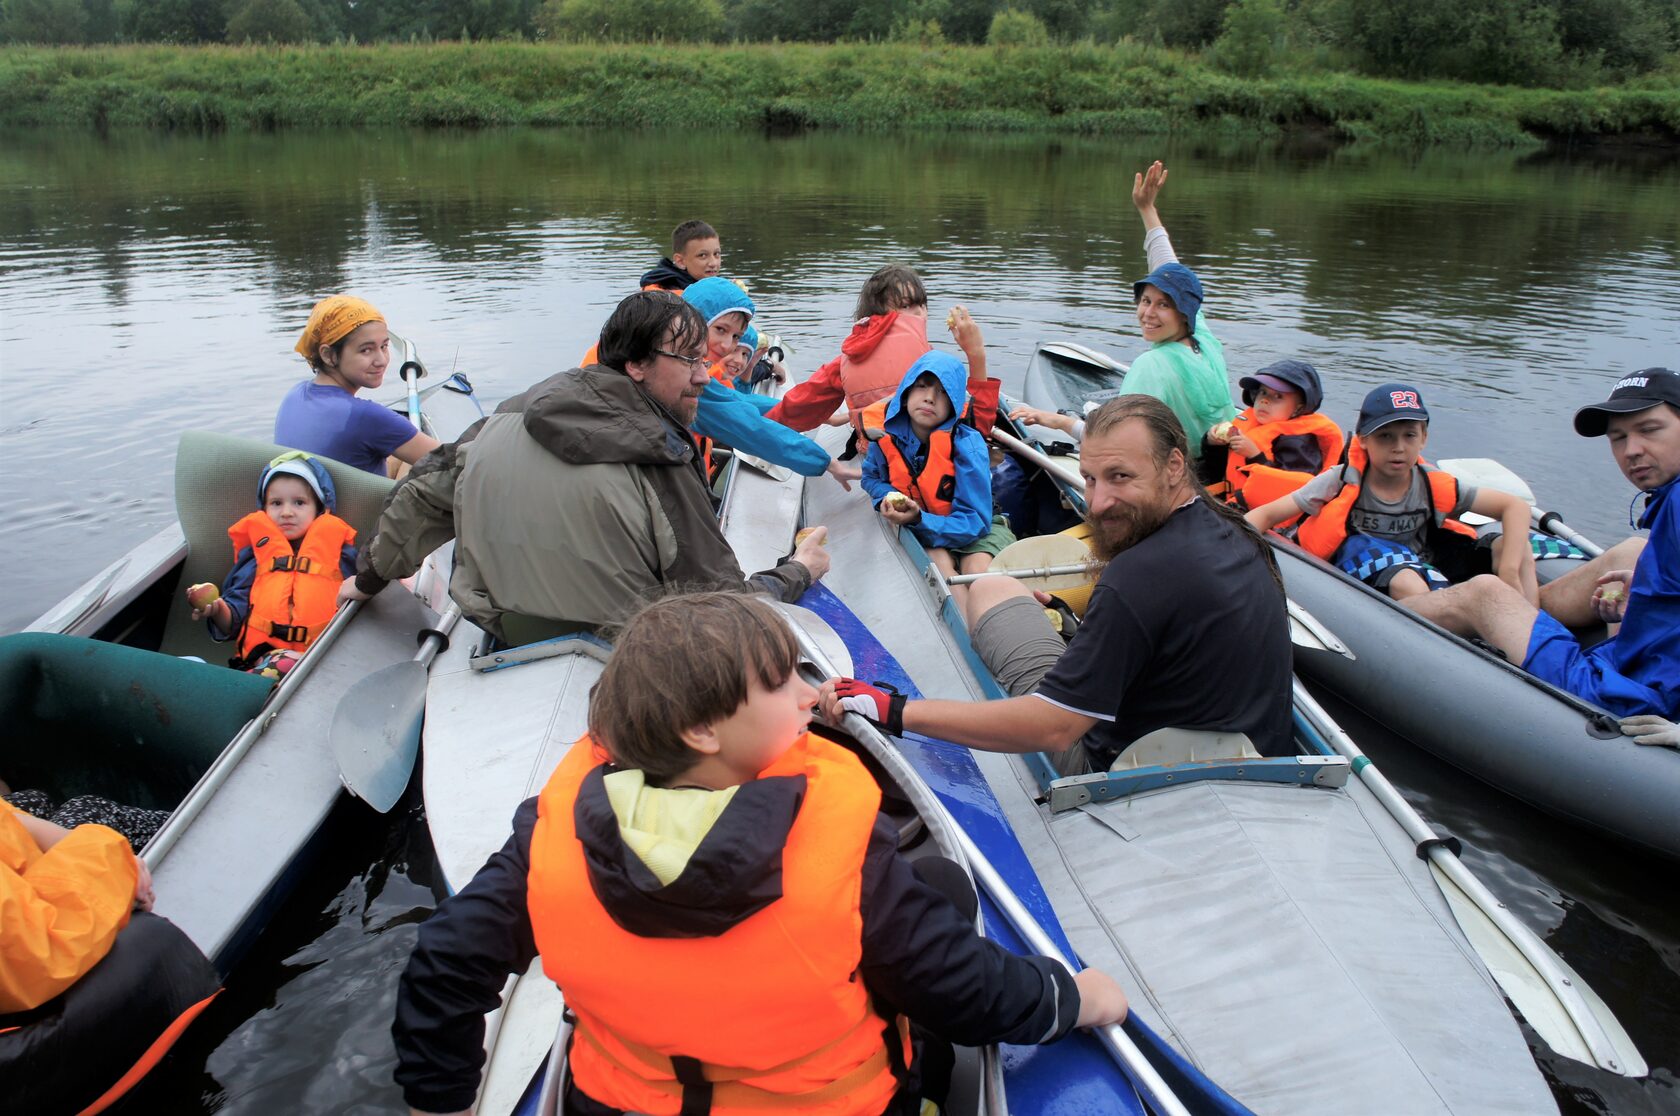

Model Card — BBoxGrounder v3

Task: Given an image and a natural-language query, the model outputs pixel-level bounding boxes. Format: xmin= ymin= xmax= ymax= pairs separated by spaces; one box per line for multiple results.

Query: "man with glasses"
xmin=342 ymin=291 xmax=829 ymax=644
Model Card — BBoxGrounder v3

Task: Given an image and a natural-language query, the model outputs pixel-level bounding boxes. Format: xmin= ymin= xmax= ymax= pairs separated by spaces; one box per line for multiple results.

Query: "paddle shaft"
xmin=1533 ymin=507 xmax=1605 ymax=558
xmin=145 ymin=599 xmax=363 ymax=868
xmin=791 ymin=623 xmax=1189 ymax=1116
xmin=990 ymin=425 xmax=1083 ymax=490
xmin=1292 ymin=679 xmax=1635 ymax=1075
xmin=947 ymin=562 xmax=1093 ymax=586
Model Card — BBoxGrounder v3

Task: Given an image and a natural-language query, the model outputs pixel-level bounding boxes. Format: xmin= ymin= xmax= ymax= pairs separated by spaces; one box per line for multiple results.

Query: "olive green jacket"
xmin=354 ymin=364 xmax=812 ymax=640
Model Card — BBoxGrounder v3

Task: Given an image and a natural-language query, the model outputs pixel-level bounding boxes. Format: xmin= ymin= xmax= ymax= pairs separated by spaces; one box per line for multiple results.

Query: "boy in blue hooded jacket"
xmin=863 ymin=352 xmax=1015 ymax=622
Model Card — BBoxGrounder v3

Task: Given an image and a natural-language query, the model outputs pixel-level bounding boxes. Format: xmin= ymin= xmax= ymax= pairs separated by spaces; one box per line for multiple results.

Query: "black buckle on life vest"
xmin=271 ymin=554 xmax=315 ymax=574
xmin=670 ymin=1055 xmax=713 ymax=1116
xmin=267 ymin=622 xmax=309 ymax=643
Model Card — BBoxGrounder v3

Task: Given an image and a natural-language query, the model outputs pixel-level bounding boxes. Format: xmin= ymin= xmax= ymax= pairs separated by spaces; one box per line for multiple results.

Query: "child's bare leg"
xmin=930 ymin=548 xmax=967 ymax=616
xmin=957 ymin=552 xmax=997 ymax=626
xmin=1386 ymin=569 xmax=1432 ymax=601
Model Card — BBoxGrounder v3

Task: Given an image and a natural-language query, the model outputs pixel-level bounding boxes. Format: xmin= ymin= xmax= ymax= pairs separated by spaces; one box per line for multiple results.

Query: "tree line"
xmin=4 ymin=0 xmax=1676 ymax=89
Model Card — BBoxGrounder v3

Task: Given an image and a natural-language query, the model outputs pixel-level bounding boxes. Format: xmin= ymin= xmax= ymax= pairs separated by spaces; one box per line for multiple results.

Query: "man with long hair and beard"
xmin=823 ymin=396 xmax=1294 ymax=775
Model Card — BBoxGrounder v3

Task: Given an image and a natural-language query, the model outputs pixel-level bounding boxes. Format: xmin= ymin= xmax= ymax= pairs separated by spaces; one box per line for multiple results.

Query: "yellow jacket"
xmin=0 ymin=801 xmax=137 ymax=1013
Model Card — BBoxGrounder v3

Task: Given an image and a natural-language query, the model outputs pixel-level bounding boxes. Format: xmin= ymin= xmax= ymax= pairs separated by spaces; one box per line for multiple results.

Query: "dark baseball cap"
xmin=1356 ymin=383 xmax=1430 ymax=436
xmin=1572 ymin=368 xmax=1680 ymax=437
xmin=1240 ymin=359 xmax=1323 ymax=413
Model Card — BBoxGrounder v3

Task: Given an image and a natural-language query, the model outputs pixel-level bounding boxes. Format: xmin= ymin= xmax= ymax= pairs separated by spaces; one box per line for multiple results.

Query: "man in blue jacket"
xmin=1408 ymin=368 xmax=1680 ymax=736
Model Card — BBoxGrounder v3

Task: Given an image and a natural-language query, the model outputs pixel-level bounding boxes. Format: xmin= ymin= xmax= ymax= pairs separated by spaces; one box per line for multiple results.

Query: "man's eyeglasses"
xmin=653 ymin=349 xmax=709 ymax=372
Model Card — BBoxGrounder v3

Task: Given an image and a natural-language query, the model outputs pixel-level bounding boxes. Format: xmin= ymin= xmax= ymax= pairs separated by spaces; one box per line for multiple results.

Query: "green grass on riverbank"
xmin=2 ymin=42 xmax=1677 ymax=146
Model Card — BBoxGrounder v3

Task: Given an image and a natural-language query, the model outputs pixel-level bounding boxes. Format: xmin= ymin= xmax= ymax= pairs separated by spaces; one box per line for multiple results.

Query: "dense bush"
xmin=225 ymin=0 xmax=310 ymax=42
xmin=988 ymin=8 xmax=1047 ymax=46
xmin=538 ymin=0 xmax=722 ymax=42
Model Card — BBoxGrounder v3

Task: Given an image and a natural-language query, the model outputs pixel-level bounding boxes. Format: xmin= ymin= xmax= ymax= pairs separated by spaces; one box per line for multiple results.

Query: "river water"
xmin=1 ymin=128 xmax=1676 ymax=1113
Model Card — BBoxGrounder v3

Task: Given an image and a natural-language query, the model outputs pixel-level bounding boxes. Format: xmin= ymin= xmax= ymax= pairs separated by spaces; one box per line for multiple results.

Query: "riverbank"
xmin=1 ymin=42 xmax=1677 ymax=146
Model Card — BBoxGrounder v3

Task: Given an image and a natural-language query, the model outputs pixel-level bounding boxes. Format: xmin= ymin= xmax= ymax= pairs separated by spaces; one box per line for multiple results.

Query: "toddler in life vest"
xmin=187 ymin=452 xmax=357 ymax=674
xmin=862 ymin=352 xmax=1015 ymax=624
xmin=766 ymin=264 xmax=998 ymax=440
xmin=639 ymin=218 xmax=722 ymax=292
xmin=390 ymin=591 xmax=1127 ymax=1116
xmin=1245 ymin=383 xmax=1538 ymax=604
xmin=1206 ymin=359 xmax=1345 ymax=513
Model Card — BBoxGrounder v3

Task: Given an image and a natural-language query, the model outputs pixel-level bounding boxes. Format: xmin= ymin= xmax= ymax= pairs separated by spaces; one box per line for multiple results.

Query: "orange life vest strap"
xmin=573 ymin=1014 xmax=909 ymax=1112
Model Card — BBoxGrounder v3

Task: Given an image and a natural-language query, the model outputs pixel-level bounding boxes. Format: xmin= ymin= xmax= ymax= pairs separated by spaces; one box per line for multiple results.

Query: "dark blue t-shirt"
xmin=274 ymin=381 xmax=416 ymax=475
xmin=1034 ymin=497 xmax=1295 ymax=764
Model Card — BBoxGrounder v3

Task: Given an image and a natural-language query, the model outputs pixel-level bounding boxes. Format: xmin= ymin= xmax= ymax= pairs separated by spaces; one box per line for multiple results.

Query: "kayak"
xmin=10 ymin=337 xmax=481 ymax=979
xmin=1015 ymin=339 xmax=1680 ymax=862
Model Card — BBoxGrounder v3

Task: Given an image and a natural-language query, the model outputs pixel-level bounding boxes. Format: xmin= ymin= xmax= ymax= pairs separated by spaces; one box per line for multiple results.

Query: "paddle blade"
xmin=1430 ymin=861 xmax=1647 ymax=1076
xmin=332 ymin=660 xmax=428 ymax=813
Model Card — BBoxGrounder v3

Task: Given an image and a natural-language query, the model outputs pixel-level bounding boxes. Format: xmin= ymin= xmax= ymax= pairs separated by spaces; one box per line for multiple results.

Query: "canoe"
xmin=1016 ymin=340 xmax=1680 ymax=862
xmin=10 ymin=339 xmax=482 ymax=975
xmin=772 ymin=412 xmax=1598 ymax=1113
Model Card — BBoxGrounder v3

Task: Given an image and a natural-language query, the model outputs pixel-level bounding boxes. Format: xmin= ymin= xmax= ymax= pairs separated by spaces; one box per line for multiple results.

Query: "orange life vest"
xmin=840 ymin=314 xmax=930 ymax=430
xmin=1223 ymin=409 xmax=1345 ymax=499
xmin=527 ymin=732 xmax=909 ymax=1116
xmin=226 ymin=511 xmax=355 ymax=656
xmin=876 ymin=428 xmax=958 ymax=517
xmin=1293 ymin=439 xmax=1470 ymax=560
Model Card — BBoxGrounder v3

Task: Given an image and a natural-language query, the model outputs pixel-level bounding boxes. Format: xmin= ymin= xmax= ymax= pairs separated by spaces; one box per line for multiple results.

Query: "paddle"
xmin=1292 ymin=679 xmax=1646 ymax=1077
xmin=1437 ymin=456 xmax=1606 ymax=557
xmin=786 ymin=615 xmax=1194 ymax=1116
xmin=330 ymin=602 xmax=462 ymax=813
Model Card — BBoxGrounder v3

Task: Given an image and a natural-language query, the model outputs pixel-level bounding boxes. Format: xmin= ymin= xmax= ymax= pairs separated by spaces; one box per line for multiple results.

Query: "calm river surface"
xmin=1 ymin=128 xmax=1676 ymax=1114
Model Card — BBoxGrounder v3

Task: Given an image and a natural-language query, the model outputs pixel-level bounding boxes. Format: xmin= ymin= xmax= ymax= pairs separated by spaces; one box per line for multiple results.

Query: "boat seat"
xmin=159 ymin=431 xmax=397 ymax=664
xmin=1109 ymin=727 xmax=1261 ymax=772
xmin=0 ymin=632 xmax=272 ymax=812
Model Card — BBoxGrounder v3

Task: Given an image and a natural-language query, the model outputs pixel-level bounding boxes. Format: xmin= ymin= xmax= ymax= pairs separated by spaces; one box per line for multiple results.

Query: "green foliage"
xmin=225 ymin=0 xmax=308 ymax=41
xmin=988 ymin=8 xmax=1047 ymax=46
xmin=889 ymin=16 xmax=944 ymax=45
xmin=0 ymin=41 xmax=1676 ymax=145
xmin=1209 ymin=0 xmax=1281 ymax=77
xmin=3 ymin=0 xmax=89 ymax=42
xmin=538 ymin=0 xmax=721 ymax=42
xmin=125 ymin=0 xmax=228 ymax=42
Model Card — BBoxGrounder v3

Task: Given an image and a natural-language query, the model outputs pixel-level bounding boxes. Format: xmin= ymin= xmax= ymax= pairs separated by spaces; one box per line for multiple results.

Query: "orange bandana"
xmin=294 ymin=295 xmax=384 ymax=364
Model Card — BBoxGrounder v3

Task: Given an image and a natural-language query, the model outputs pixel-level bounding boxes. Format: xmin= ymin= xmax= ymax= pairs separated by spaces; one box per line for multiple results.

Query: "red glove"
xmin=832 ymin=678 xmax=906 ymax=737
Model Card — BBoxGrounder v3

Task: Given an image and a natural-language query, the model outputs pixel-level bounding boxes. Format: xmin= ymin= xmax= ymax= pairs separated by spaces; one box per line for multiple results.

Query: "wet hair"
xmin=672 ymin=219 xmax=718 ymax=255
xmin=589 ymin=592 xmax=801 ymax=783
xmin=597 ymin=290 xmax=706 ymax=372
xmin=1083 ymin=396 xmax=1284 ymax=595
xmin=854 ymin=265 xmax=928 ymax=320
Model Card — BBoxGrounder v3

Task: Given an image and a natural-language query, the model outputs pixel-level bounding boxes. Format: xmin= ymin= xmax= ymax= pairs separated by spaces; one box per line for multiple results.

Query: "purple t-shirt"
xmin=274 ymin=381 xmax=417 ymax=475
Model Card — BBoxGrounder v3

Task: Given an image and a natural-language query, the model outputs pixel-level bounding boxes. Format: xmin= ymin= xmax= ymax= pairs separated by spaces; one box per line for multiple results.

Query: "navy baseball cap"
xmin=1131 ymin=262 xmax=1203 ymax=329
xmin=1572 ymin=368 xmax=1680 ymax=437
xmin=1240 ymin=359 xmax=1323 ymax=413
xmin=1356 ymin=383 xmax=1430 ymax=436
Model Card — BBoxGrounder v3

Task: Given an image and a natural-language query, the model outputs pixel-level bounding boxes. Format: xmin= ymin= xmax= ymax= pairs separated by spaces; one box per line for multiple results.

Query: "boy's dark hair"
xmin=589 ymin=592 xmax=802 ymax=783
xmin=672 ymin=220 xmax=718 ymax=255
xmin=597 ymin=290 xmax=706 ymax=373
xmin=1084 ymin=396 xmax=1284 ymax=595
xmin=855 ymin=265 xmax=928 ymax=320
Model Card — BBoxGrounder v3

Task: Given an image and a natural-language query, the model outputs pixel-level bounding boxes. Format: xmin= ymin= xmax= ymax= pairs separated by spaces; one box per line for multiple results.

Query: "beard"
xmin=1086 ymin=492 xmax=1175 ymax=561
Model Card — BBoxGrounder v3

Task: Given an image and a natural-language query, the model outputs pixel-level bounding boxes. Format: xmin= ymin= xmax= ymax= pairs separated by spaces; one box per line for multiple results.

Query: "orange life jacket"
xmin=1293 ymin=439 xmax=1471 ymax=560
xmin=840 ymin=314 xmax=930 ymax=430
xmin=226 ymin=511 xmax=355 ymax=656
xmin=876 ymin=428 xmax=958 ymax=517
xmin=527 ymin=732 xmax=910 ymax=1116
xmin=1224 ymin=409 xmax=1345 ymax=498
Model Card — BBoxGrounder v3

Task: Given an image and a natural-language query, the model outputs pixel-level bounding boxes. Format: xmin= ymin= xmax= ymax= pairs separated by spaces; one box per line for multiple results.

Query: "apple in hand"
xmin=186 ymin=583 xmax=221 ymax=610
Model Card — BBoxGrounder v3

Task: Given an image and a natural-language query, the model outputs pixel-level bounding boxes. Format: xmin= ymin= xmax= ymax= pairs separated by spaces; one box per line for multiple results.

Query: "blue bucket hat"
xmin=1356 ymin=383 xmax=1430 ymax=437
xmin=258 ymin=450 xmax=337 ymax=512
xmin=682 ymin=276 xmax=755 ymax=328
xmin=1240 ymin=359 xmax=1323 ymax=413
xmin=1131 ymin=262 xmax=1203 ymax=331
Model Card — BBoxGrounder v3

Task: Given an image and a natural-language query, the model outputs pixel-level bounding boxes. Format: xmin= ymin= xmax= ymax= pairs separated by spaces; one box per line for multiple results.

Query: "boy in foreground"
xmin=640 ymin=219 xmax=722 ymax=292
xmin=392 ymin=592 xmax=1125 ymax=1116
xmin=1246 ymin=383 xmax=1536 ymax=604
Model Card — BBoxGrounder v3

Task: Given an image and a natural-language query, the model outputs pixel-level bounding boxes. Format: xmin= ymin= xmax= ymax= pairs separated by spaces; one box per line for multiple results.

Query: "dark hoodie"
xmin=354 ymin=364 xmax=811 ymax=639
xmin=392 ymin=738 xmax=1080 ymax=1115
xmin=639 ymin=258 xmax=697 ymax=292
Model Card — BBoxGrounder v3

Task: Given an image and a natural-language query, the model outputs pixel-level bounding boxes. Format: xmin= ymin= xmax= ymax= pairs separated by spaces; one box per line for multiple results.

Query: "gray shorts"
xmin=970 ymin=595 xmax=1096 ymax=777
